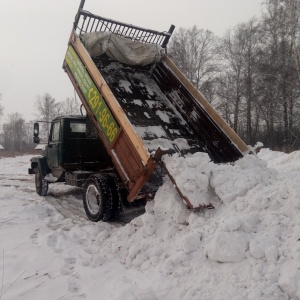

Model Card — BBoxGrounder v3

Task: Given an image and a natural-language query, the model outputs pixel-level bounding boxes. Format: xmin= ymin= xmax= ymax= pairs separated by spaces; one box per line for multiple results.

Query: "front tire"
xmin=35 ymin=169 xmax=48 ymax=196
xmin=83 ymin=175 xmax=113 ymax=222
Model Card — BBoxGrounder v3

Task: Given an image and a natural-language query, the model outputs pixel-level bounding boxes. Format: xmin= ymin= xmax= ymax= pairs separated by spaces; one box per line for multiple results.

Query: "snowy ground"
xmin=0 ymin=150 xmax=300 ymax=299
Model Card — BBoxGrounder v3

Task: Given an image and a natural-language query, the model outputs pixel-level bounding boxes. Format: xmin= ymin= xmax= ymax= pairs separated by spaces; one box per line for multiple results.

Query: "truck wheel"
xmin=35 ymin=169 xmax=48 ymax=196
xmin=83 ymin=175 xmax=113 ymax=222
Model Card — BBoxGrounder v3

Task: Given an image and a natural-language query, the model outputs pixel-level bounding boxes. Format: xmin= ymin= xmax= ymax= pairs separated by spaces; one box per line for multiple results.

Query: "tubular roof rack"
xmin=73 ymin=0 xmax=175 ymax=48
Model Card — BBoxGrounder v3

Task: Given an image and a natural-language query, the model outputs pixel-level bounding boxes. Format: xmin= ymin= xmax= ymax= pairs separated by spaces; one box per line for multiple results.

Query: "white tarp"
xmin=81 ymin=32 xmax=164 ymax=66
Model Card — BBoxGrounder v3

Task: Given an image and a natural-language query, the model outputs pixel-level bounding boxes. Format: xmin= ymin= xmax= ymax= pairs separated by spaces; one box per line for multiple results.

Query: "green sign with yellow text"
xmin=65 ymin=45 xmax=119 ymax=144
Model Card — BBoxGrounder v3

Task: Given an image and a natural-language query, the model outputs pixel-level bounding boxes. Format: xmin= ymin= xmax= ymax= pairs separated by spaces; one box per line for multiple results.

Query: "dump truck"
xmin=29 ymin=0 xmax=248 ymax=222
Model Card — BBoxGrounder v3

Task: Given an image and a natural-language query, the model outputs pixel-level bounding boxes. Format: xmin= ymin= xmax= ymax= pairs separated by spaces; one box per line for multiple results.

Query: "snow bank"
xmin=1 ymin=150 xmax=300 ymax=299
xmin=99 ymin=149 xmax=300 ymax=299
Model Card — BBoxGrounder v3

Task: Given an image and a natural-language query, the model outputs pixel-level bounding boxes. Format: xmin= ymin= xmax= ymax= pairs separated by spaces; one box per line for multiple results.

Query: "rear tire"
xmin=83 ymin=175 xmax=113 ymax=222
xmin=35 ymin=169 xmax=48 ymax=196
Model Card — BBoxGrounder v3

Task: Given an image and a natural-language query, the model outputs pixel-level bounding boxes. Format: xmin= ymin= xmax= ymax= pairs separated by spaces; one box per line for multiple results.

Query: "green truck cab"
xmin=28 ymin=115 xmax=121 ymax=221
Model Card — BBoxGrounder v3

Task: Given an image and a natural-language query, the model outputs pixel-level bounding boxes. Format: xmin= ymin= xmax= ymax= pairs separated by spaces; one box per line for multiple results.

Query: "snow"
xmin=155 ymin=110 xmax=170 ymax=123
xmin=118 ymin=80 xmax=132 ymax=94
xmin=134 ymin=125 xmax=166 ymax=138
xmin=1 ymin=149 xmax=300 ymax=299
xmin=132 ymin=99 xmax=143 ymax=106
xmin=35 ymin=144 xmax=46 ymax=150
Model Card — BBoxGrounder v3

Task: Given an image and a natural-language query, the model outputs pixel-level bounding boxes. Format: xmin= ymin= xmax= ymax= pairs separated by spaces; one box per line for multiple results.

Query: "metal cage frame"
xmin=73 ymin=0 xmax=175 ymax=48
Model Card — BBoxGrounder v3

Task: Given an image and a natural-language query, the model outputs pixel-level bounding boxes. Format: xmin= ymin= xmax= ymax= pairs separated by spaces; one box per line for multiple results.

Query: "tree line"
xmin=0 ymin=94 xmax=81 ymax=152
xmin=169 ymin=0 xmax=300 ymax=151
xmin=1 ymin=0 xmax=299 ymax=153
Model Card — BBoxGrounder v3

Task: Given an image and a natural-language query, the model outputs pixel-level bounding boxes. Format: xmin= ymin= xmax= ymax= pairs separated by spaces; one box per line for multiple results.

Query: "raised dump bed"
xmin=63 ymin=0 xmax=248 ymax=209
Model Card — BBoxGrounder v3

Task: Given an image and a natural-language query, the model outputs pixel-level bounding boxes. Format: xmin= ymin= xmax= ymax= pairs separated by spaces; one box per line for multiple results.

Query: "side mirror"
xmin=33 ymin=122 xmax=40 ymax=144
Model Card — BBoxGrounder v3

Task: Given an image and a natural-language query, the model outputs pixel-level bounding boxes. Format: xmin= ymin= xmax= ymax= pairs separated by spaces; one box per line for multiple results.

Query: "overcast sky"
xmin=0 ymin=0 xmax=262 ymax=123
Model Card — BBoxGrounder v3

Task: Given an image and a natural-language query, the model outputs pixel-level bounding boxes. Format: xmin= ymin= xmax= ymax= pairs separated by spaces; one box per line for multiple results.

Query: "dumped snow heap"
xmin=94 ymin=150 xmax=300 ymax=299
xmin=1 ymin=150 xmax=300 ymax=299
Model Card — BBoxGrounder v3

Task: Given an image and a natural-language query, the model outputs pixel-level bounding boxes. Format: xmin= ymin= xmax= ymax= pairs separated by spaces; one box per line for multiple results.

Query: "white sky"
xmin=0 ymin=0 xmax=262 ymax=122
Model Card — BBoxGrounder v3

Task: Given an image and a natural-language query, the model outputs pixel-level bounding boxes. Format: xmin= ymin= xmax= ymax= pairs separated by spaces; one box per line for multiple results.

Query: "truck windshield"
xmin=50 ymin=121 xmax=60 ymax=142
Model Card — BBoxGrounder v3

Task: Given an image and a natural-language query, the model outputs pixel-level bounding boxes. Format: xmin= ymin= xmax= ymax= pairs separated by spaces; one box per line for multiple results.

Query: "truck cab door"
xmin=47 ymin=120 xmax=61 ymax=169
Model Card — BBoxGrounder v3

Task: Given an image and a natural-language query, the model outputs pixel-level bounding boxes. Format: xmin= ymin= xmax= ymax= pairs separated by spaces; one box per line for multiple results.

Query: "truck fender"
xmin=29 ymin=156 xmax=50 ymax=177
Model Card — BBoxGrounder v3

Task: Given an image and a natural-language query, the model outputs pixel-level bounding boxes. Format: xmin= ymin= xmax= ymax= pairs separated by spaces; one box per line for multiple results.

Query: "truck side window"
xmin=70 ymin=122 xmax=86 ymax=133
xmin=50 ymin=121 xmax=60 ymax=142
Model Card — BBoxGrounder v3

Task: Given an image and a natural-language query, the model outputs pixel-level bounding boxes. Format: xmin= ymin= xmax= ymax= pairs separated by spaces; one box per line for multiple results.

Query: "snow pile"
xmin=100 ymin=150 xmax=300 ymax=299
xmin=163 ymin=152 xmax=214 ymax=207
xmin=1 ymin=150 xmax=300 ymax=299
xmin=163 ymin=151 xmax=275 ymax=207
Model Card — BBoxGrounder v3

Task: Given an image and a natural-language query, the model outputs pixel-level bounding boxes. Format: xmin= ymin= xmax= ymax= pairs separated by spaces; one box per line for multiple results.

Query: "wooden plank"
xmin=65 ymin=59 xmax=155 ymax=200
xmin=64 ymin=33 xmax=161 ymax=201
xmin=127 ymin=156 xmax=157 ymax=202
xmin=114 ymin=133 xmax=144 ymax=182
xmin=71 ymin=33 xmax=150 ymax=163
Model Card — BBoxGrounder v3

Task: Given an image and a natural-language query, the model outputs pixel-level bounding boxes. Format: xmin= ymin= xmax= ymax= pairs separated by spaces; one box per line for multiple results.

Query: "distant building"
xmin=0 ymin=144 xmax=4 ymax=150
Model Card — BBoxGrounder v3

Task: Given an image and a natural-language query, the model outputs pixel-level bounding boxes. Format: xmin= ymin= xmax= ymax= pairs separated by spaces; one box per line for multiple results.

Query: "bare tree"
xmin=217 ymin=26 xmax=247 ymax=134
xmin=0 ymin=93 xmax=4 ymax=121
xmin=2 ymin=113 xmax=26 ymax=151
xmin=165 ymin=0 xmax=300 ymax=151
xmin=214 ymin=74 xmax=235 ymax=126
xmin=259 ymin=0 xmax=300 ymax=150
xmin=58 ymin=97 xmax=81 ymax=115
xmin=169 ymin=26 xmax=218 ymax=98
xmin=241 ymin=19 xmax=261 ymax=145
xmin=35 ymin=93 xmax=60 ymax=135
